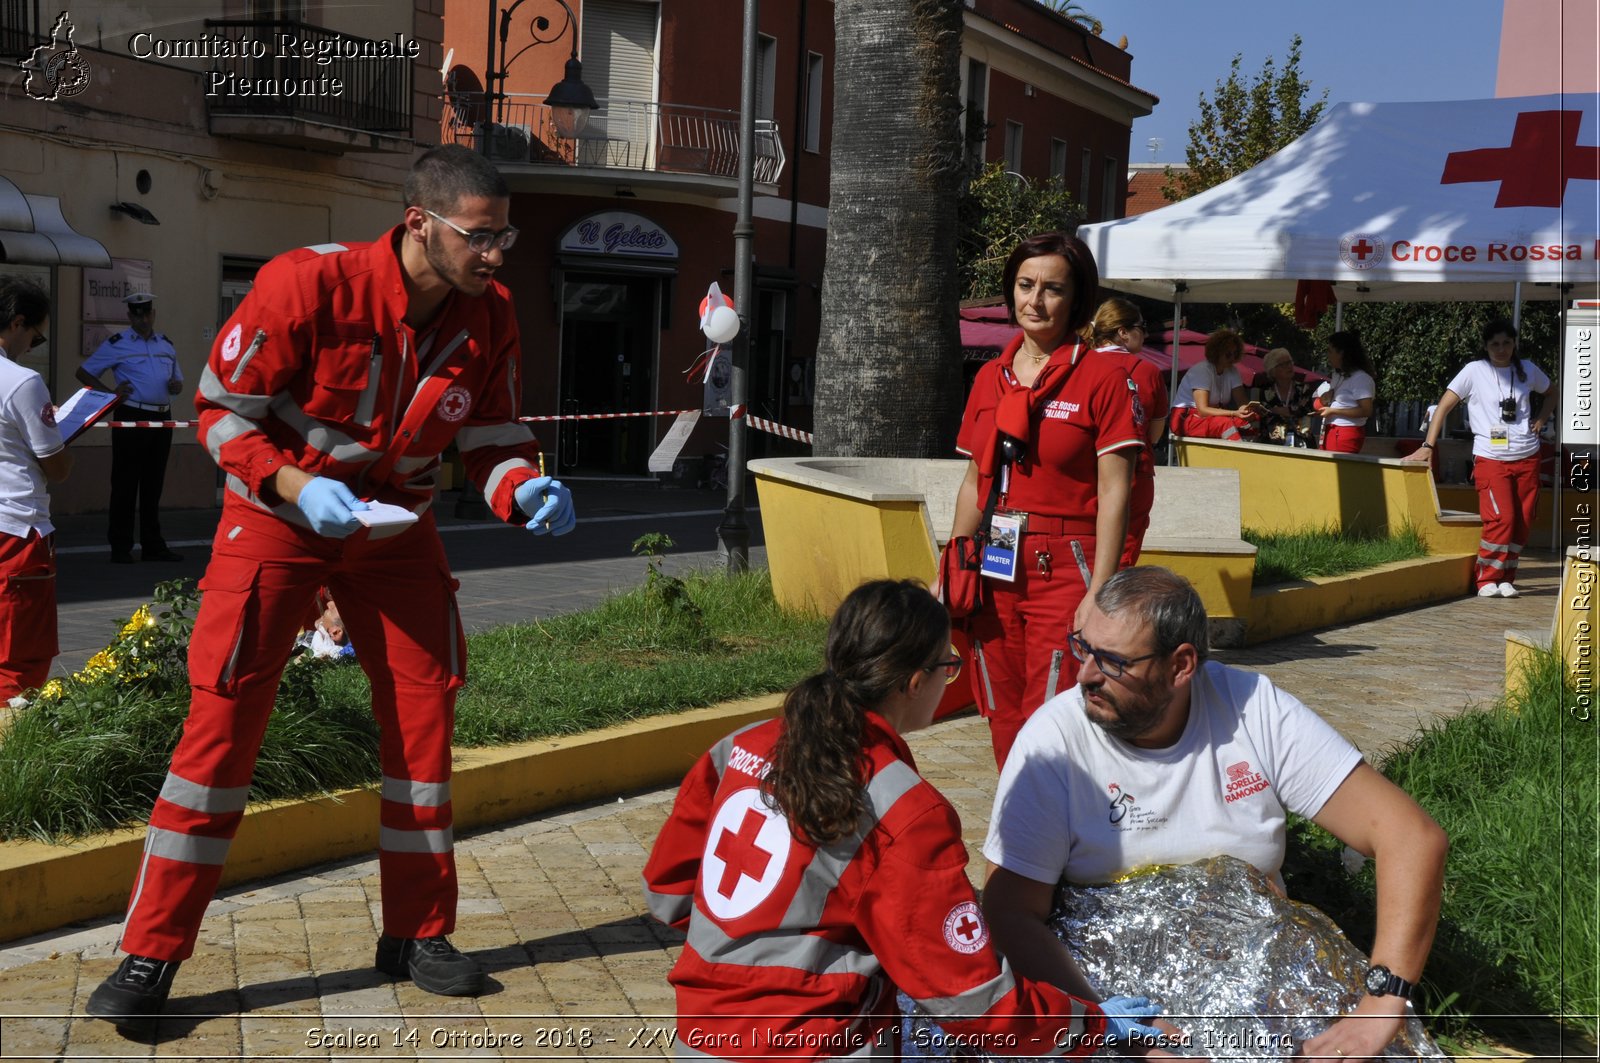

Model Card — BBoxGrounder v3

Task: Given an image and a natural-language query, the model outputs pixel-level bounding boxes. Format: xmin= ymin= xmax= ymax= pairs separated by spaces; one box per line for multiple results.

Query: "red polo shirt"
xmin=956 ymin=337 xmax=1142 ymax=525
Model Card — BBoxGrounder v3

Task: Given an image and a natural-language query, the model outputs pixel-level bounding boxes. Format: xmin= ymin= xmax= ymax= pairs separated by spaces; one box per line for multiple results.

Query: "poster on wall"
xmin=82 ymin=258 xmax=152 ymax=322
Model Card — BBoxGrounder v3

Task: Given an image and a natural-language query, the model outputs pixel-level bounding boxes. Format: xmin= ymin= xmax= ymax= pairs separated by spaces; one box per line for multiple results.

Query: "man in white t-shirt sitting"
xmin=982 ymin=567 xmax=1448 ymax=1063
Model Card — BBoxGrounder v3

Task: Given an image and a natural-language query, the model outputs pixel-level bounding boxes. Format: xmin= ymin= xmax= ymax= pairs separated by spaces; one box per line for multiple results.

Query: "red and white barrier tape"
xmin=88 ymin=408 xmax=816 ymax=445
xmin=744 ymin=414 xmax=813 ymax=444
xmin=518 ymin=409 xmax=697 ymax=423
xmin=96 ymin=420 xmax=196 ymax=428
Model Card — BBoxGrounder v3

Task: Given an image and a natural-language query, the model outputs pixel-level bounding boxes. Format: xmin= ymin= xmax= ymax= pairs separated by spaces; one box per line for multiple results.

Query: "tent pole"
xmin=1551 ymin=291 xmax=1567 ymax=552
xmin=1513 ymin=281 xmax=1523 ymax=332
xmin=1168 ymin=284 xmax=1185 ymax=466
xmin=1334 ymin=300 xmax=1344 ymax=330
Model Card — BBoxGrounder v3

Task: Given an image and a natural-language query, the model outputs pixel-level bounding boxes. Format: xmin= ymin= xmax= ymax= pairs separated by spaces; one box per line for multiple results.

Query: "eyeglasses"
xmin=1125 ymin=321 xmax=1147 ymax=332
xmin=1067 ymin=632 xmax=1161 ymax=679
xmin=128 ymin=305 xmax=152 ymax=316
xmin=424 ymin=209 xmax=519 ymax=254
xmin=926 ymin=652 xmax=963 ymax=685
xmin=29 ymin=327 xmax=46 ymax=351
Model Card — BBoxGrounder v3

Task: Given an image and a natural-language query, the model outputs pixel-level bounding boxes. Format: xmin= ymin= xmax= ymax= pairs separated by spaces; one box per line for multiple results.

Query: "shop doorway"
xmin=557 ymin=272 xmax=660 ymax=475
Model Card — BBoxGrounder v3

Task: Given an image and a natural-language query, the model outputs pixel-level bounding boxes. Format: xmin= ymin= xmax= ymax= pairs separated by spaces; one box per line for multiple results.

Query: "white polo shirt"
xmin=1173 ymin=362 xmax=1242 ymax=410
xmin=0 ymin=353 xmax=64 ymax=538
xmin=1325 ymin=369 xmax=1375 ymax=427
xmin=1446 ymin=358 xmax=1551 ymax=461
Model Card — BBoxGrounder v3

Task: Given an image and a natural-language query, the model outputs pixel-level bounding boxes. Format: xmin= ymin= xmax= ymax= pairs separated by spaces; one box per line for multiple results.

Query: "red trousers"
xmin=1121 ymin=457 xmax=1154 ymax=568
xmin=1171 ymin=407 xmax=1250 ymax=441
xmin=1473 ymin=453 xmax=1541 ymax=589
xmin=1322 ymin=424 xmax=1367 ymax=453
xmin=0 ymin=530 xmax=56 ymax=700
xmin=121 ymin=499 xmax=467 ymax=962
xmin=966 ymin=530 xmax=1100 ymax=769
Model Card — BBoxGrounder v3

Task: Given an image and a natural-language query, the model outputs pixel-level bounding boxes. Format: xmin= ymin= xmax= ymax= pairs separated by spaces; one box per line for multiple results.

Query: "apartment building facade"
xmin=1 ymin=0 xmax=1153 ymax=500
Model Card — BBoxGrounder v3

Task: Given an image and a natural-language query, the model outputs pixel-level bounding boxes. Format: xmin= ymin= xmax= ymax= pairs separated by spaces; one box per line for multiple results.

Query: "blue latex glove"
xmin=296 ymin=476 xmax=367 ymax=538
xmin=1099 ymin=995 xmax=1165 ymax=1045
xmin=514 ymin=475 xmax=576 ymax=536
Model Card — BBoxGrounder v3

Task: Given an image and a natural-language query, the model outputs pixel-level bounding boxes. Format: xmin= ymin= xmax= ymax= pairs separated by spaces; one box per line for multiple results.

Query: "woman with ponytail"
xmin=643 ymin=579 xmax=1164 ymax=1062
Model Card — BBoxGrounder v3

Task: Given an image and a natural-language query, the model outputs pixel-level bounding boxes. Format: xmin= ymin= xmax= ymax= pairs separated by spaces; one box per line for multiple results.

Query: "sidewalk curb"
xmin=0 ymin=695 xmax=782 ymax=945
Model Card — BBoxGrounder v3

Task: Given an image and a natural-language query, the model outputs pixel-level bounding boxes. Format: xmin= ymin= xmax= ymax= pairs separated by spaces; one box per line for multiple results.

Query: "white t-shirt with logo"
xmin=982 ymin=660 xmax=1362 ymax=887
xmin=1325 ymin=369 xmax=1375 ymax=427
xmin=1446 ymin=358 xmax=1552 ymax=461
xmin=1173 ymin=363 xmax=1242 ymax=410
xmin=0 ymin=354 xmax=63 ymax=539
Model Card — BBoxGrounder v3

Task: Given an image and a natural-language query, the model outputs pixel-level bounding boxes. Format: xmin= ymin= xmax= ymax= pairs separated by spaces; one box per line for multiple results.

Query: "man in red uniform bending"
xmin=88 ymin=145 xmax=576 ymax=1029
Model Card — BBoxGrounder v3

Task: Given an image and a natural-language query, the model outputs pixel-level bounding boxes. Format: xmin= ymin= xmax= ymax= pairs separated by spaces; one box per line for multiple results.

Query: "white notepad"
xmin=351 ymin=501 xmax=419 ymax=528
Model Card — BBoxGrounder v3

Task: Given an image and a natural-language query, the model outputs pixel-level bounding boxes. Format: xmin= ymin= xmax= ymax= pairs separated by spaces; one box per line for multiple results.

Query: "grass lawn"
xmin=0 ymin=566 xmax=828 ymax=843
xmin=1245 ymin=523 xmax=1429 ymax=585
xmin=1282 ymin=648 xmax=1597 ymax=1046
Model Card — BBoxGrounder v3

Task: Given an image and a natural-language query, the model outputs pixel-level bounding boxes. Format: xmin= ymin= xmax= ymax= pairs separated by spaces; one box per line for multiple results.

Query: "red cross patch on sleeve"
xmin=942 ymin=900 xmax=989 ymax=954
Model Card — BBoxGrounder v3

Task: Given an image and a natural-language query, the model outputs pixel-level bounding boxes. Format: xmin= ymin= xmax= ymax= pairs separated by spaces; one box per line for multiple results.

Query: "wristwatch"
xmin=1364 ymin=964 xmax=1416 ymax=1000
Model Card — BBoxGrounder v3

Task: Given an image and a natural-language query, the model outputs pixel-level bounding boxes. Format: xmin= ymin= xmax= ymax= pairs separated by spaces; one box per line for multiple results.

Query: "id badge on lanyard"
xmin=981 ymin=511 xmax=1026 ymax=581
xmin=1489 ymin=428 xmax=1509 ymax=449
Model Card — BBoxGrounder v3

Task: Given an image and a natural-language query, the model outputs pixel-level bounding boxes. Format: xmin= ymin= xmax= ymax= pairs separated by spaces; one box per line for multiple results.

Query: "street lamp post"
xmin=716 ymin=0 xmax=760 ymax=573
xmin=485 ymin=0 xmax=597 ymax=132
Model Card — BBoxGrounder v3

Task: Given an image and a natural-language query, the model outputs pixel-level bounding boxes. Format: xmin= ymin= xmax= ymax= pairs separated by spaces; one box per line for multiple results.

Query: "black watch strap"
xmin=1365 ymin=964 xmax=1416 ymax=1000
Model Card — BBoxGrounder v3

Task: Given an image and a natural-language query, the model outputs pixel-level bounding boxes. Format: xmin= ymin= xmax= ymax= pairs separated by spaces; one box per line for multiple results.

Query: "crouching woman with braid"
xmin=642 ymin=579 xmax=1168 ymax=1062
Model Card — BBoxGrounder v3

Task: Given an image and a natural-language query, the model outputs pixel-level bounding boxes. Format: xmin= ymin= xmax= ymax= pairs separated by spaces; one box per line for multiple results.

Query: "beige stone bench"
xmin=748 ymin=457 xmax=1255 ymax=637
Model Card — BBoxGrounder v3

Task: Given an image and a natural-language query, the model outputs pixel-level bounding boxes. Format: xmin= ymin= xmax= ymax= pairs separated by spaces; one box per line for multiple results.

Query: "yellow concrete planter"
xmin=1505 ymin=547 xmax=1599 ymax=699
xmin=1246 ymin=554 xmax=1476 ymax=645
xmin=1175 ymin=438 xmax=1482 ymax=554
xmin=0 ymin=696 xmax=781 ymax=945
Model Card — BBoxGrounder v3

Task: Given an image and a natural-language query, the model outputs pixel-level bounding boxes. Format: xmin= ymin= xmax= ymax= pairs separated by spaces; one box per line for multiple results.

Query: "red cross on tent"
xmin=1440 ymin=109 xmax=1600 ymax=208
xmin=712 ymin=806 xmax=774 ymax=899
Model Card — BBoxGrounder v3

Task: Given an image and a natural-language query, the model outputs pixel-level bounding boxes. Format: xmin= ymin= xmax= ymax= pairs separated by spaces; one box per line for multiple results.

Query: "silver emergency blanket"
xmin=907 ymin=856 xmax=1443 ymax=1061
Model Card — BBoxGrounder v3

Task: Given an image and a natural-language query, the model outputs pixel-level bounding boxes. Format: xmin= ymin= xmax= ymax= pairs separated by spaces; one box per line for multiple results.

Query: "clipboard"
xmin=53 ymin=388 xmax=122 ymax=444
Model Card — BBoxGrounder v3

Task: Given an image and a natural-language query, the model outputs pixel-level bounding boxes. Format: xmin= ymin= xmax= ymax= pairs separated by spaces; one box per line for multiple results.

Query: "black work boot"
xmin=375 ymin=935 xmax=485 ymax=997
xmin=85 ymin=954 xmax=180 ymax=1029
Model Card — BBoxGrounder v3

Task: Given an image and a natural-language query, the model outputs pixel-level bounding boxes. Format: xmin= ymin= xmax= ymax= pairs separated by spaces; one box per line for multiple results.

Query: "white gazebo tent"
xmin=1078 ymin=94 xmax=1600 ymax=532
xmin=1079 ymin=94 xmax=1599 ymax=310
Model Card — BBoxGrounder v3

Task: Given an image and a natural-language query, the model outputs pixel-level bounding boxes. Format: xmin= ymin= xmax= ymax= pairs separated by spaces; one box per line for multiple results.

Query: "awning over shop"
xmin=0 ymin=177 xmax=111 ymax=268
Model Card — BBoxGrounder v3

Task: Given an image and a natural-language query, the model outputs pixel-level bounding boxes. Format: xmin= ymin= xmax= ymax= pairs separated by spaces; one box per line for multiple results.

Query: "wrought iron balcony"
xmin=202 ymin=19 xmax=413 ymax=136
xmin=444 ymin=92 xmax=786 ymax=185
xmin=0 ymin=0 xmax=44 ymax=59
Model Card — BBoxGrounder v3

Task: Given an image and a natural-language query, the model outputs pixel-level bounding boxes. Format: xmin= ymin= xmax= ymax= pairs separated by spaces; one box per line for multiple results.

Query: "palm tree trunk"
xmin=813 ymin=0 xmax=965 ymax=457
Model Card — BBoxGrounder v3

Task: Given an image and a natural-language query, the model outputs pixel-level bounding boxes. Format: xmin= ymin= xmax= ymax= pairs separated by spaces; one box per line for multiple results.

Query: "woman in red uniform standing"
xmin=948 ymin=232 xmax=1143 ymax=769
xmin=642 ymin=580 xmax=1163 ymax=1062
xmin=1088 ymin=297 xmax=1169 ymax=567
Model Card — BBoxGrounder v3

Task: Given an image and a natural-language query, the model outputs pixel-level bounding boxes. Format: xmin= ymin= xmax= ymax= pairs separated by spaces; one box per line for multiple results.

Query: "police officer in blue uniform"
xmin=76 ymin=292 xmax=184 ymax=563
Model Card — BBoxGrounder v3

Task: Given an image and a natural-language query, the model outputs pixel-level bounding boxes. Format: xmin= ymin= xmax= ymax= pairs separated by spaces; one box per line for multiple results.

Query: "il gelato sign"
xmin=558 ymin=212 xmax=678 ymax=259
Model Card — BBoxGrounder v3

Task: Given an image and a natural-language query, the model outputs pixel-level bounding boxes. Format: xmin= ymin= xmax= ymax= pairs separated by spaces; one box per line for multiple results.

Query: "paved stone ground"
xmin=0 ymin=551 xmax=1581 ymax=1060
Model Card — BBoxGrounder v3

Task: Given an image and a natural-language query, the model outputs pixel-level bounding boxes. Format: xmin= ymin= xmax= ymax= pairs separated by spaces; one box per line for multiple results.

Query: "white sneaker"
xmin=1498 ymin=582 xmax=1520 ymax=598
xmin=1477 ymin=583 xmax=1500 ymax=597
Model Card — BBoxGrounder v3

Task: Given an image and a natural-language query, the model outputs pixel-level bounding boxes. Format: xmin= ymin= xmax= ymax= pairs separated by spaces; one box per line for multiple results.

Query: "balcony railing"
xmin=203 ymin=19 xmax=412 ymax=134
xmin=0 ymin=0 xmax=43 ymax=59
xmin=444 ymin=92 xmax=786 ymax=185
